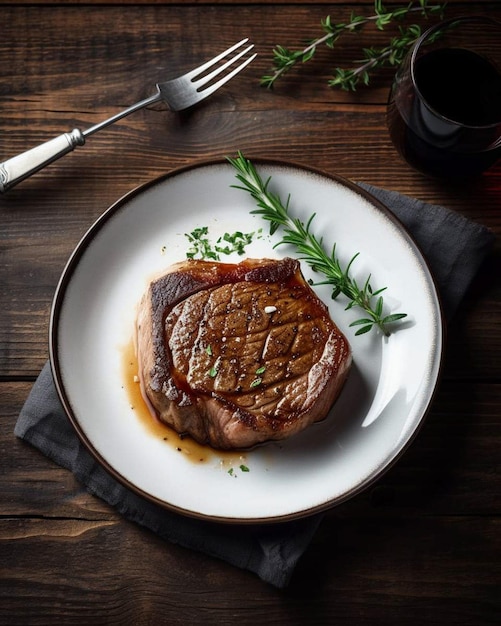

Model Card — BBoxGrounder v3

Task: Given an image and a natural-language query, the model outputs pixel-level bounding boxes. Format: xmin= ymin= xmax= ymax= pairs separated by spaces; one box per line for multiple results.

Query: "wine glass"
xmin=387 ymin=16 xmax=501 ymax=178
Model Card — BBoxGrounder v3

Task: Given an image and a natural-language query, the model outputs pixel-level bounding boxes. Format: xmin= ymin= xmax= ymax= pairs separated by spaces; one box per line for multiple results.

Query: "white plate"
xmin=50 ymin=160 xmax=444 ymax=523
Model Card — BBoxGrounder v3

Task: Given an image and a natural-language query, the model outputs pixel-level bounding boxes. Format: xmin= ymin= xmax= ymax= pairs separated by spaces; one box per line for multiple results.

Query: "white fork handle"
xmin=0 ymin=91 xmax=161 ymax=193
xmin=0 ymin=129 xmax=85 ymax=192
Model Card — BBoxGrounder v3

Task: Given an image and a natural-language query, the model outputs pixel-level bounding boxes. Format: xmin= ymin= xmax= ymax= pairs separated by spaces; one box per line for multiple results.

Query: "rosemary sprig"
xmin=261 ymin=0 xmax=446 ymax=91
xmin=227 ymin=152 xmax=407 ymax=336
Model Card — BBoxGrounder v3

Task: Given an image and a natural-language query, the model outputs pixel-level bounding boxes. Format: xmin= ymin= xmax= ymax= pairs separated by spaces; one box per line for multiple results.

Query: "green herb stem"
xmin=261 ymin=0 xmax=446 ymax=91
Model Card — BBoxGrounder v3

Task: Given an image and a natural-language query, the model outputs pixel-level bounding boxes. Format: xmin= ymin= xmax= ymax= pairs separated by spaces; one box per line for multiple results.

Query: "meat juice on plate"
xmin=387 ymin=47 xmax=501 ymax=177
xmin=122 ymin=339 xmax=251 ymax=469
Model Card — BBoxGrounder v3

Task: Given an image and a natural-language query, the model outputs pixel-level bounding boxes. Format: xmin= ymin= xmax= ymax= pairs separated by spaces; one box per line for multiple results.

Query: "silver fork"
xmin=0 ymin=39 xmax=256 ymax=193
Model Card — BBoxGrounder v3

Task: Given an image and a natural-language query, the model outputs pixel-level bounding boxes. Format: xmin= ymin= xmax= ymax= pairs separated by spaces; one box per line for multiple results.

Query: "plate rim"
xmin=49 ymin=157 xmax=446 ymax=524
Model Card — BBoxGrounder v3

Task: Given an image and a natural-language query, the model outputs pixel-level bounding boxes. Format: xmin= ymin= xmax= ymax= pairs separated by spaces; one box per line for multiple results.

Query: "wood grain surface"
xmin=1 ymin=2 xmax=499 ymax=624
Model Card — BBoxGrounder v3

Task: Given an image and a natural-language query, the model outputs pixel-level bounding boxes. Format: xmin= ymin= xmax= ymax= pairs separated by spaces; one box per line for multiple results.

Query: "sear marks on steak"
xmin=136 ymin=257 xmax=352 ymax=450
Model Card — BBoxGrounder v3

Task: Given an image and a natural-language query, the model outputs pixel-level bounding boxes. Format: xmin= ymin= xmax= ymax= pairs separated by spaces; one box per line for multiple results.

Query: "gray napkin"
xmin=14 ymin=185 xmax=495 ymax=588
xmin=359 ymin=184 xmax=495 ymax=321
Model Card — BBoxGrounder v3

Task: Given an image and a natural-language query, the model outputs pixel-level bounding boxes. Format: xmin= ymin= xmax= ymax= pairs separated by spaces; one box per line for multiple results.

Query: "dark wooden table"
xmin=1 ymin=1 xmax=499 ymax=623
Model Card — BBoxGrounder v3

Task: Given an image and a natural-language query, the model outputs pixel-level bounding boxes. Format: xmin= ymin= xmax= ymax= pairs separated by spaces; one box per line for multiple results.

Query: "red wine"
xmin=417 ymin=48 xmax=501 ymax=126
xmin=388 ymin=47 xmax=501 ymax=177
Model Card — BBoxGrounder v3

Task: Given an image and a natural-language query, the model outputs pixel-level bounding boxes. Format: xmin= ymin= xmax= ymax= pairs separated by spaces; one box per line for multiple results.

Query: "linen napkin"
xmin=14 ymin=184 xmax=495 ymax=588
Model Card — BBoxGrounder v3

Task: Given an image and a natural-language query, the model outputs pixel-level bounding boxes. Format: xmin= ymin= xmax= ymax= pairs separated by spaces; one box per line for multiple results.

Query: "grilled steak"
xmin=136 ymin=257 xmax=352 ymax=450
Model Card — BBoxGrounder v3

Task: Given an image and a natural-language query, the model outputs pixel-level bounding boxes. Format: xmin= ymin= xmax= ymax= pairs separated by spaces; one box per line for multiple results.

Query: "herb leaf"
xmin=227 ymin=152 xmax=407 ymax=337
xmin=185 ymin=226 xmax=219 ymax=260
xmin=185 ymin=226 xmax=262 ymax=260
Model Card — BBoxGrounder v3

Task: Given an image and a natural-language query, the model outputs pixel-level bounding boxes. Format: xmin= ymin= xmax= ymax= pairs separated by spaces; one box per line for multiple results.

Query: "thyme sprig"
xmin=261 ymin=0 xmax=446 ymax=91
xmin=227 ymin=152 xmax=407 ymax=336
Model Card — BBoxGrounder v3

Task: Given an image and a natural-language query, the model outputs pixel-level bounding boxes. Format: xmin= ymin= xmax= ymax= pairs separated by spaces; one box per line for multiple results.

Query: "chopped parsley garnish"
xmin=185 ymin=226 xmax=219 ymax=260
xmin=227 ymin=465 xmax=250 ymax=476
xmin=185 ymin=226 xmax=262 ymax=260
xmin=216 ymin=231 xmax=259 ymax=256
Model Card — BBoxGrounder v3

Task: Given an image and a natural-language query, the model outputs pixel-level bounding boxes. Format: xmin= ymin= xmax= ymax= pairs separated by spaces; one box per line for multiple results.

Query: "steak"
xmin=136 ymin=257 xmax=352 ymax=450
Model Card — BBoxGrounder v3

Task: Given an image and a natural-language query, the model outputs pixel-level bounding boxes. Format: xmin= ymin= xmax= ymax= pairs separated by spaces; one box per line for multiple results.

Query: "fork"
xmin=0 ymin=39 xmax=256 ymax=193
